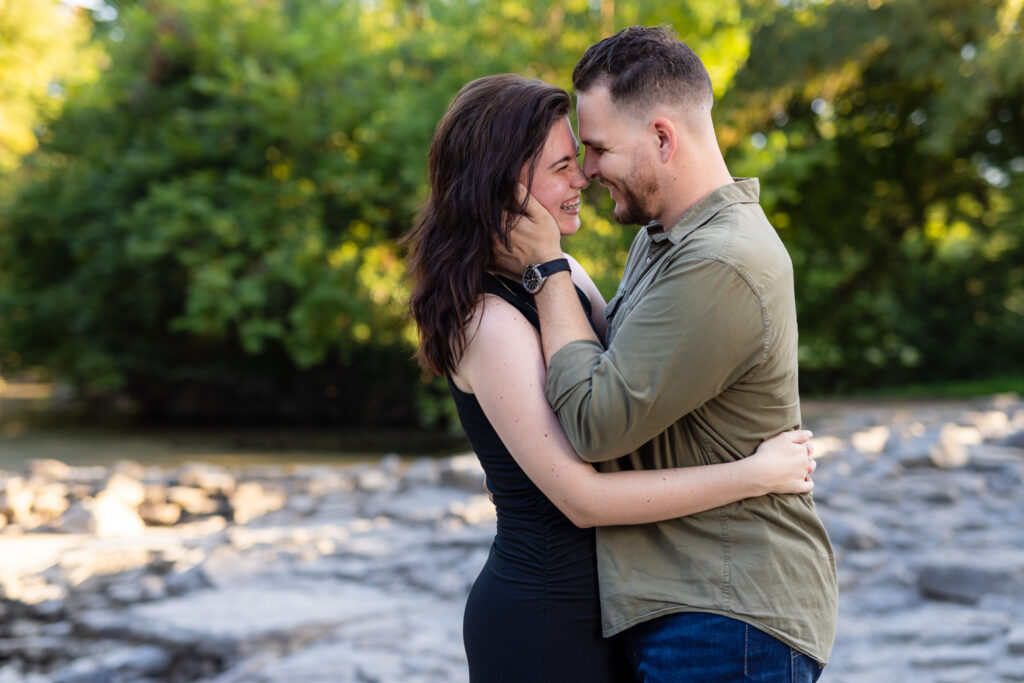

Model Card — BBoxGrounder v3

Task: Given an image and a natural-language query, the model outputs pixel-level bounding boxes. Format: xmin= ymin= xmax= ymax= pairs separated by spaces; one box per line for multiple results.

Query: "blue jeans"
xmin=621 ymin=612 xmax=823 ymax=682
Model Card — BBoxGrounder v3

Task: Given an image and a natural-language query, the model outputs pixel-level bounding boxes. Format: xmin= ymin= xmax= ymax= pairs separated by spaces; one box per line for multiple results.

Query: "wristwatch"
xmin=522 ymin=258 xmax=571 ymax=294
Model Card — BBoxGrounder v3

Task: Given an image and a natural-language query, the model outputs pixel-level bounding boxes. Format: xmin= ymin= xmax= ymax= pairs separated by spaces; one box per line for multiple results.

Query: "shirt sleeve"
xmin=544 ymin=256 xmax=766 ymax=463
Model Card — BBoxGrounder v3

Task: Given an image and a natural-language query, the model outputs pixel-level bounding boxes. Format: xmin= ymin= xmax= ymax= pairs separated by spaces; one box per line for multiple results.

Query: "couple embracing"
xmin=405 ymin=26 xmax=838 ymax=682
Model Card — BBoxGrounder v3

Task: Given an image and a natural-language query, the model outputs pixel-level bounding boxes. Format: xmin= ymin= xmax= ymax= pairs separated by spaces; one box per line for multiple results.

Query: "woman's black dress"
xmin=450 ymin=274 xmax=631 ymax=683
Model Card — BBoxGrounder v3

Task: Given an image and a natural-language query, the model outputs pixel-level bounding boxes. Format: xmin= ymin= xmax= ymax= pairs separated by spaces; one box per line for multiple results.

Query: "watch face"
xmin=522 ymin=265 xmax=543 ymax=293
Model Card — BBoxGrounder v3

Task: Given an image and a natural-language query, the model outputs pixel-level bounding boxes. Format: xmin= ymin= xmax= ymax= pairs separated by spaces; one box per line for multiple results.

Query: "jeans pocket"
xmin=789 ymin=647 xmax=823 ymax=683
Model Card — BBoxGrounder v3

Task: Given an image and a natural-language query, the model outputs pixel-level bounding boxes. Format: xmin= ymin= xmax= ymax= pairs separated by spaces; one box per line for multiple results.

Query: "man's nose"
xmin=581 ymin=152 xmax=599 ymax=179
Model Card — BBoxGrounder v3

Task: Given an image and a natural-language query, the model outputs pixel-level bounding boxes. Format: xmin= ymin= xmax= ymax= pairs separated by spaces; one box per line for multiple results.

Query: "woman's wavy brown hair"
xmin=403 ymin=74 xmax=571 ymax=376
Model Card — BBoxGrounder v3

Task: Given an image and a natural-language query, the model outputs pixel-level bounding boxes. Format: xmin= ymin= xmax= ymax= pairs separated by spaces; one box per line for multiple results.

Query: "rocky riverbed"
xmin=0 ymin=395 xmax=1023 ymax=682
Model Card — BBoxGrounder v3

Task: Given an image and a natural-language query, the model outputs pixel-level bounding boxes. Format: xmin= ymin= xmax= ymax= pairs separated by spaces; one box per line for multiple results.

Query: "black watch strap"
xmin=536 ymin=258 xmax=571 ymax=278
xmin=523 ymin=258 xmax=570 ymax=293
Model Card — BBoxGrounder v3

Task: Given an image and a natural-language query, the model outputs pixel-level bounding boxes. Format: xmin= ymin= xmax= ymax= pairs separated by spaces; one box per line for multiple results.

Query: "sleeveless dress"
xmin=450 ymin=274 xmax=632 ymax=683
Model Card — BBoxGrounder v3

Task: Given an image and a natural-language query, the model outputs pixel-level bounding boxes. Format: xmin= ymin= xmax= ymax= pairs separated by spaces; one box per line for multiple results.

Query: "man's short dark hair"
xmin=572 ymin=26 xmax=713 ymax=113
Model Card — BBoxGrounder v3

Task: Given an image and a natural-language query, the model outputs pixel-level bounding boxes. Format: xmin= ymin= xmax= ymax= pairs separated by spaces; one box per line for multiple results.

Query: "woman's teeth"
xmin=560 ymin=198 xmax=581 ymax=211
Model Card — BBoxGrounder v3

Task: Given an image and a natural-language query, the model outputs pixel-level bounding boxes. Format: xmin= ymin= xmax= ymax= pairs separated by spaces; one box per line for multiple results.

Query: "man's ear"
xmin=651 ymin=116 xmax=678 ymax=164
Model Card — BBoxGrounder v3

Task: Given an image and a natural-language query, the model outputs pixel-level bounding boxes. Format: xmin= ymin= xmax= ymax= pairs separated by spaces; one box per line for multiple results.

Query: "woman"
xmin=403 ymin=74 xmax=815 ymax=682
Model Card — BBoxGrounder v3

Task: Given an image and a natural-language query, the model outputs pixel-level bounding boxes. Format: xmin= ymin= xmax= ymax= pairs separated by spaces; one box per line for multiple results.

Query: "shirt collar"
xmin=645 ymin=177 xmax=761 ymax=244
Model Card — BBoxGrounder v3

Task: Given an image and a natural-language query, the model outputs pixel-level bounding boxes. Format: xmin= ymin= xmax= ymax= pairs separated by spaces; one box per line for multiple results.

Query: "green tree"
xmin=722 ymin=0 xmax=1024 ymax=391
xmin=0 ymin=0 xmax=758 ymax=424
xmin=0 ymin=0 xmax=100 ymax=171
xmin=16 ymin=0 xmax=1010 ymax=423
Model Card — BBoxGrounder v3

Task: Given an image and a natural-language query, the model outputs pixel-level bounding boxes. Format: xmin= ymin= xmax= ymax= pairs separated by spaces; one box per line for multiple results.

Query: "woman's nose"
xmin=571 ymin=162 xmax=589 ymax=189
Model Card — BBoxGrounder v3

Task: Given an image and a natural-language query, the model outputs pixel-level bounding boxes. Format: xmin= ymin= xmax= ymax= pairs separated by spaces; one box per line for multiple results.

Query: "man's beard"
xmin=611 ymin=159 xmax=659 ymax=226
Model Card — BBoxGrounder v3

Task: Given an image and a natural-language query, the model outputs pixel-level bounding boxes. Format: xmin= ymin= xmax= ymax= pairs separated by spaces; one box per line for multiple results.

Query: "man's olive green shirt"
xmin=546 ymin=179 xmax=837 ymax=665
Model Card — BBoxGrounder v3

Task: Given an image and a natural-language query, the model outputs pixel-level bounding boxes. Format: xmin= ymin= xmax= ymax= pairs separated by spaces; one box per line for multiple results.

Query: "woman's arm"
xmin=565 ymin=253 xmax=608 ymax=340
xmin=455 ymin=296 xmax=813 ymax=529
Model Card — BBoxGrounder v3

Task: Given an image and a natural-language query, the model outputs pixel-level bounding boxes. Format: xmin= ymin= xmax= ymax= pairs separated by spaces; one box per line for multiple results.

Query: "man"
xmin=503 ymin=27 xmax=837 ymax=681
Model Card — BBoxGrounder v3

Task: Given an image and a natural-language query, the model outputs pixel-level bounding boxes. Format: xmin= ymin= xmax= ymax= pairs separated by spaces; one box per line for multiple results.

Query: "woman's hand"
xmin=491 ymin=184 xmax=563 ymax=275
xmin=489 ymin=232 xmax=525 ymax=279
xmin=746 ymin=429 xmax=816 ymax=495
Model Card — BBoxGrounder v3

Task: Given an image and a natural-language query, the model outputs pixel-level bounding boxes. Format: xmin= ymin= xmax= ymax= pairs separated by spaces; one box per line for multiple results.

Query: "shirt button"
xmin=646 ymin=257 xmax=652 ymax=264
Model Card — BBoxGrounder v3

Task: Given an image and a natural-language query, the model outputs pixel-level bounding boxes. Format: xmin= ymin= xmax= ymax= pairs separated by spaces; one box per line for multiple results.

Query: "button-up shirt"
xmin=545 ymin=178 xmax=838 ymax=664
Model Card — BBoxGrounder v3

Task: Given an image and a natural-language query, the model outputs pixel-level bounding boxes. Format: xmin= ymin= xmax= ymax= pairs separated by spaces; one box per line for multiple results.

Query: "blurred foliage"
xmin=0 ymin=0 xmax=101 ymax=171
xmin=0 ymin=0 xmax=1020 ymax=426
xmin=724 ymin=0 xmax=1024 ymax=392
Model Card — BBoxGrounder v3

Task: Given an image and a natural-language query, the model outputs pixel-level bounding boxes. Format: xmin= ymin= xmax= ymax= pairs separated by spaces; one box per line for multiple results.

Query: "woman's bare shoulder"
xmin=463 ymin=291 xmax=534 ymax=338
xmin=453 ymin=293 xmax=542 ymax=392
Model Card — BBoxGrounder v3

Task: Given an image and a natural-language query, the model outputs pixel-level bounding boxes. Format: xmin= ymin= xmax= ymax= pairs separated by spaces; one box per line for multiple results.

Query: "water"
xmin=0 ymin=388 xmax=468 ymax=470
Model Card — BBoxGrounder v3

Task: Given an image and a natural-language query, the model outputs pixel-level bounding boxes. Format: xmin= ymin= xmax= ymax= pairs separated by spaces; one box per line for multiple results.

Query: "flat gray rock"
xmin=1008 ymin=628 xmax=1024 ymax=655
xmin=213 ymin=601 xmax=467 ymax=683
xmin=3 ymin=398 xmax=1024 ymax=682
xmin=74 ymin=579 xmax=432 ymax=666
xmin=361 ymin=486 xmax=473 ymax=523
xmin=917 ymin=558 xmax=1022 ymax=604
xmin=49 ymin=644 xmax=171 ymax=683
xmin=819 ymin=510 xmax=883 ymax=550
